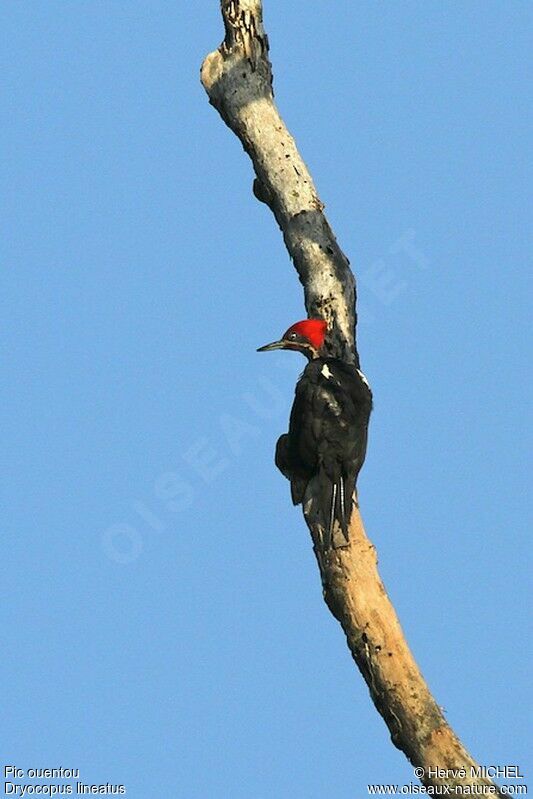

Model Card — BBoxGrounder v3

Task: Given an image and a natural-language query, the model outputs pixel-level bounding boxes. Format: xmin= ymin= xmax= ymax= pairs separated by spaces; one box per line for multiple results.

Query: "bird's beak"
xmin=256 ymin=339 xmax=287 ymax=353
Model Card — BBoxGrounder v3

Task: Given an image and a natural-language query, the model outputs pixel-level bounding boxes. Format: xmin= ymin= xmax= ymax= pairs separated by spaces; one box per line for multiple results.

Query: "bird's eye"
xmin=288 ymin=331 xmax=298 ymax=340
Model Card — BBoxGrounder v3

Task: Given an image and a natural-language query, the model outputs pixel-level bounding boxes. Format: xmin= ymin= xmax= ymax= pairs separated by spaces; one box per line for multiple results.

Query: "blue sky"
xmin=2 ymin=2 xmax=531 ymax=797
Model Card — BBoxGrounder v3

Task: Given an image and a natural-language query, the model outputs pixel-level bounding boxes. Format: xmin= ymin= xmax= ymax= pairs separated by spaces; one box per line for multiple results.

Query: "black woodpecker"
xmin=258 ymin=318 xmax=372 ymax=548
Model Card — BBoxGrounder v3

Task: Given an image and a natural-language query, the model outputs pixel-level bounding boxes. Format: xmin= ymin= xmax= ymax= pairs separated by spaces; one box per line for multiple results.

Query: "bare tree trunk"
xmin=201 ymin=3 xmax=503 ymax=795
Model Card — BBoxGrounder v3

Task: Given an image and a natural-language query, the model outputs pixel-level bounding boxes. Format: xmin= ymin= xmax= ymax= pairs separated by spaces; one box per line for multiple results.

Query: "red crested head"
xmin=257 ymin=318 xmax=328 ymax=359
xmin=283 ymin=319 xmax=327 ymax=350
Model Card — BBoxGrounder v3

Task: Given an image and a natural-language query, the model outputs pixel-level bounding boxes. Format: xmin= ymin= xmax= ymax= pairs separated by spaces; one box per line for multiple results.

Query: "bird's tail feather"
xmin=319 ymin=470 xmax=352 ymax=549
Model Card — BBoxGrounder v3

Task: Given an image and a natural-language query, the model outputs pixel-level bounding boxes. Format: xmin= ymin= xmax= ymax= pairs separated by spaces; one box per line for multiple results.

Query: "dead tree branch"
xmin=201 ymin=2 xmax=502 ymax=795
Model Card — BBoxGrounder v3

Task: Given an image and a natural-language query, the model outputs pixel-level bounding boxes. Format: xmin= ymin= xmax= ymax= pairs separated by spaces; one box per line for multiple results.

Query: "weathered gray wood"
xmin=201 ymin=0 xmax=357 ymax=366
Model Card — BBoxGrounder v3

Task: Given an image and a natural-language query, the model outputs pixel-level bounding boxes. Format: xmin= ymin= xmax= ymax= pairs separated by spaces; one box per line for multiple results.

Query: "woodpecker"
xmin=258 ymin=318 xmax=372 ymax=548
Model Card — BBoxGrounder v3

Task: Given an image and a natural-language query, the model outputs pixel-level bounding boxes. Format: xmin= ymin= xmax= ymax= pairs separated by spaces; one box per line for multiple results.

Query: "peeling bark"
xmin=201 ymin=3 xmax=503 ymax=795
